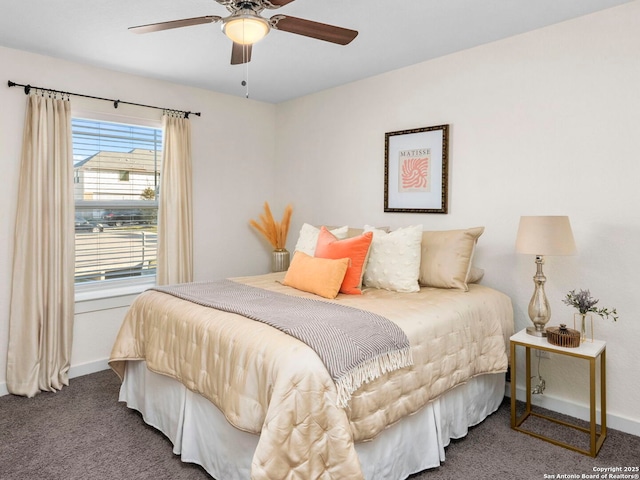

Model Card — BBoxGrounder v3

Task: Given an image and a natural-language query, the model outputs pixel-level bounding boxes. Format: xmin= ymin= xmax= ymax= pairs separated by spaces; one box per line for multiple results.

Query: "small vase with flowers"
xmin=562 ymin=289 xmax=618 ymax=343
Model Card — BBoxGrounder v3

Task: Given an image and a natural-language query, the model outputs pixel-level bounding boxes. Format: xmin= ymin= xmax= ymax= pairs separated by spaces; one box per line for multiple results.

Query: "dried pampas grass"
xmin=250 ymin=202 xmax=293 ymax=250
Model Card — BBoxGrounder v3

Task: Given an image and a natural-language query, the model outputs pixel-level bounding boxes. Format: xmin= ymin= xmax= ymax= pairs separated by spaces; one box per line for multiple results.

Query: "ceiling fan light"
xmin=223 ymin=15 xmax=270 ymax=45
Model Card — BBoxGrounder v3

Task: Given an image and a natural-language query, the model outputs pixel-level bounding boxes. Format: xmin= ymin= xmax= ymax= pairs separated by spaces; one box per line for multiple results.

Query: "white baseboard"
xmin=0 ymin=358 xmax=111 ymax=398
xmin=506 ymin=382 xmax=640 ymax=438
xmin=68 ymin=358 xmax=111 ymax=379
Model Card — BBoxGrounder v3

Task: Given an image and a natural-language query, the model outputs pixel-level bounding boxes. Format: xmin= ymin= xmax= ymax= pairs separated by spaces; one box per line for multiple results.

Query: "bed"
xmin=109 ymin=225 xmax=514 ymax=480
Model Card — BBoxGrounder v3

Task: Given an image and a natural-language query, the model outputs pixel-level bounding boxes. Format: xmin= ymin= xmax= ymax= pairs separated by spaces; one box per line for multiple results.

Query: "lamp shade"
xmin=516 ymin=216 xmax=577 ymax=256
xmin=223 ymin=15 xmax=270 ymax=45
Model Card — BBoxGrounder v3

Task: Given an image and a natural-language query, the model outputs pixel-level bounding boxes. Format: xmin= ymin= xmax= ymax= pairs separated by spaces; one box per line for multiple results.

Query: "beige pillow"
xmin=418 ymin=227 xmax=485 ymax=291
xmin=345 ymin=227 xmax=389 ymax=238
xmin=282 ymin=251 xmax=349 ymax=299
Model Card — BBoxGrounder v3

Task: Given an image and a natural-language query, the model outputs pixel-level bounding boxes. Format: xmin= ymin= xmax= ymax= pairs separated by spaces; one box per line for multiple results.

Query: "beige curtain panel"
xmin=157 ymin=113 xmax=193 ymax=285
xmin=7 ymin=94 xmax=75 ymax=397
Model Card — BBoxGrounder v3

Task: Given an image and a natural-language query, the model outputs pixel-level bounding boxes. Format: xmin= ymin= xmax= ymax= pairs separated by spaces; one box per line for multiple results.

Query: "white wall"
xmin=0 ymin=46 xmax=277 ymax=394
xmin=275 ymin=2 xmax=640 ymax=435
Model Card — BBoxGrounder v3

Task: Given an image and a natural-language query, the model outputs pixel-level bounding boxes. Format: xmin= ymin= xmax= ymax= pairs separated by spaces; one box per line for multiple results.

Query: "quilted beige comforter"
xmin=109 ymin=272 xmax=513 ymax=480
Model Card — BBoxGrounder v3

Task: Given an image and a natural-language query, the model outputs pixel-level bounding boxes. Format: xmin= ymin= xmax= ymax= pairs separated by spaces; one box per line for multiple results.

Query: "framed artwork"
xmin=384 ymin=124 xmax=449 ymax=214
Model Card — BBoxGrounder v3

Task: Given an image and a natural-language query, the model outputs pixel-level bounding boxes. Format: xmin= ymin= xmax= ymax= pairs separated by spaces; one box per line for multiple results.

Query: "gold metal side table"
xmin=510 ymin=328 xmax=606 ymax=457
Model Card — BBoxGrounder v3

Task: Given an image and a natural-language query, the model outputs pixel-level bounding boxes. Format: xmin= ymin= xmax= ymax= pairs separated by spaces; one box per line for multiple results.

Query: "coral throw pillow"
xmin=293 ymin=223 xmax=349 ymax=256
xmin=314 ymin=226 xmax=373 ymax=295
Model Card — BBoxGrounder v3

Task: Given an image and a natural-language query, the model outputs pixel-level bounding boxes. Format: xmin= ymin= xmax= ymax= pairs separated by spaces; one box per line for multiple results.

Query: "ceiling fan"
xmin=129 ymin=0 xmax=359 ymax=65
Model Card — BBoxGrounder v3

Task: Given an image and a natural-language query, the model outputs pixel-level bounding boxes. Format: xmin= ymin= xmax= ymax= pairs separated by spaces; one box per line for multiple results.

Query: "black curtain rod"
xmin=7 ymin=80 xmax=201 ymax=118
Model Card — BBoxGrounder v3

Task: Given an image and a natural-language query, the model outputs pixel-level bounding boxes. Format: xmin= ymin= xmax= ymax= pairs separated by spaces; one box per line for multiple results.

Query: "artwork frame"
xmin=384 ymin=124 xmax=449 ymax=214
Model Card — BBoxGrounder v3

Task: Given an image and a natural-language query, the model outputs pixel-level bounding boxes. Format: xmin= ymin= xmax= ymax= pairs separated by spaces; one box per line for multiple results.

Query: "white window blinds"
xmin=72 ymin=118 xmax=162 ymax=284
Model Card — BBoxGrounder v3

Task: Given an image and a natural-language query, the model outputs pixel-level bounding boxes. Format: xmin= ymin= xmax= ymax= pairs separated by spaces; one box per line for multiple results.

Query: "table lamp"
xmin=516 ymin=216 xmax=576 ymax=336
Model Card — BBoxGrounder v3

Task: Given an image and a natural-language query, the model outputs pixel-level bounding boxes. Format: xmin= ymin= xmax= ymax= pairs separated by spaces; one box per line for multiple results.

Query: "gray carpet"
xmin=0 ymin=369 xmax=638 ymax=480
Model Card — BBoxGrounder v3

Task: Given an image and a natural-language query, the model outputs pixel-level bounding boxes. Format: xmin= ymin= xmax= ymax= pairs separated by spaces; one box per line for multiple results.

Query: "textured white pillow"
xmin=363 ymin=225 xmax=423 ymax=293
xmin=294 ymin=223 xmax=349 ymax=256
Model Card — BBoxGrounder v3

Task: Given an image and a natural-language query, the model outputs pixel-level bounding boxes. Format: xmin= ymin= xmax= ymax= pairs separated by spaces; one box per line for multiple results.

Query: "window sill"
xmin=75 ymin=277 xmax=155 ymax=313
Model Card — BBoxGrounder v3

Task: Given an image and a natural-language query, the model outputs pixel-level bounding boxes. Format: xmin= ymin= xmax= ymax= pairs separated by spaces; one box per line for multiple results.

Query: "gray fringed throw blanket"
xmin=152 ymin=279 xmax=413 ymax=407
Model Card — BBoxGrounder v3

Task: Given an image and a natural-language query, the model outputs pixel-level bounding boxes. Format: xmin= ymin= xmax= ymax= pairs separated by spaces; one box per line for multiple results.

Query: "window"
xmin=72 ymin=118 xmax=162 ymax=285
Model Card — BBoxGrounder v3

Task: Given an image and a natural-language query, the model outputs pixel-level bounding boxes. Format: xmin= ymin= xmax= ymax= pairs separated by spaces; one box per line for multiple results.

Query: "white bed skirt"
xmin=120 ymin=361 xmax=504 ymax=480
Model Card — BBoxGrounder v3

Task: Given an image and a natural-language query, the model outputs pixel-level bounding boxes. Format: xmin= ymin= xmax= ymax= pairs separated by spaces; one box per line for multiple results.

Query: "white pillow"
xmin=467 ymin=266 xmax=485 ymax=284
xmin=294 ymin=223 xmax=349 ymax=256
xmin=362 ymin=225 xmax=423 ymax=293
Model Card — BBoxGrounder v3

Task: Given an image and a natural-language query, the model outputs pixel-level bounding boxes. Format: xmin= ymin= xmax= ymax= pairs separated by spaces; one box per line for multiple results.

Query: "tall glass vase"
xmin=574 ymin=313 xmax=594 ymax=343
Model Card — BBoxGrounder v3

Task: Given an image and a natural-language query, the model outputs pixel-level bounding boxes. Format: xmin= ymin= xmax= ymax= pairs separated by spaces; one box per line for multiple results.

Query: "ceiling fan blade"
xmin=129 ymin=16 xmax=222 ymax=34
xmin=231 ymin=42 xmax=253 ymax=65
xmin=270 ymin=15 xmax=358 ymax=45
xmin=263 ymin=0 xmax=297 ymax=8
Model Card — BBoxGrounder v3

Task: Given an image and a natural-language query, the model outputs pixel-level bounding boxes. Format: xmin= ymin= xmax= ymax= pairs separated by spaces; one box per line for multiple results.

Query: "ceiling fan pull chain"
xmin=244 ymin=44 xmax=250 ymax=98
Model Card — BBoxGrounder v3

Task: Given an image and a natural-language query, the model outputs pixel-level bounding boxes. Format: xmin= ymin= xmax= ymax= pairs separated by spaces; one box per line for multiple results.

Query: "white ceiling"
xmin=0 ymin=0 xmax=632 ymax=103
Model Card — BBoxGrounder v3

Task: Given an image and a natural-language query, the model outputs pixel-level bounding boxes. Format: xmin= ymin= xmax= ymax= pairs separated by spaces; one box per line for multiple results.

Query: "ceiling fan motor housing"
xmin=222 ymin=9 xmax=271 ymax=45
